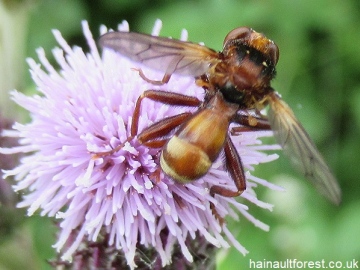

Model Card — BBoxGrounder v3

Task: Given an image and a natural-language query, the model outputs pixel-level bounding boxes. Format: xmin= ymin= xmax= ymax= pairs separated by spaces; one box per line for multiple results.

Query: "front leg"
xmin=210 ymin=136 xmax=246 ymax=224
xmin=131 ymin=90 xmax=201 ymax=136
xmin=132 ymin=68 xmax=171 ymax=85
xmin=93 ymin=90 xmax=200 ymax=158
xmin=137 ymin=112 xmax=193 ymax=147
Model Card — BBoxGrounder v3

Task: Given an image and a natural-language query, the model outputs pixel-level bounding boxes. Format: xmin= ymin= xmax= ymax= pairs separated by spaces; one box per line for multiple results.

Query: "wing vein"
xmin=268 ymin=94 xmax=341 ymax=204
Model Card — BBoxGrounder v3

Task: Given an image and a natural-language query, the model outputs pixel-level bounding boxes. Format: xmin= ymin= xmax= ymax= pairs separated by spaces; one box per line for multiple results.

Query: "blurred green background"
xmin=0 ymin=0 xmax=359 ymax=269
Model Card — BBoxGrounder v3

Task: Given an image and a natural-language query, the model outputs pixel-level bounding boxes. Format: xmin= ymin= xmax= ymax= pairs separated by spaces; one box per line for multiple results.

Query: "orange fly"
xmin=97 ymin=27 xmax=341 ymax=216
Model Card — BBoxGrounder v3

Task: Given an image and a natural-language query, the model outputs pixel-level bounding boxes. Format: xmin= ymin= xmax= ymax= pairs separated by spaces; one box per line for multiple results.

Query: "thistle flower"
xmin=0 ymin=20 xmax=284 ymax=269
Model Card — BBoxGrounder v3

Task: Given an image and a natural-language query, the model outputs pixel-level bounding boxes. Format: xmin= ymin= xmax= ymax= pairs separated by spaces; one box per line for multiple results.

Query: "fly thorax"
xmin=220 ymin=81 xmax=245 ymax=104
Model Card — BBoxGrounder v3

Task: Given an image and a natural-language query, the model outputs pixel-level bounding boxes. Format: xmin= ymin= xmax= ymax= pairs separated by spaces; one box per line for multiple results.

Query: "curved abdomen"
xmin=160 ymin=107 xmax=232 ymax=183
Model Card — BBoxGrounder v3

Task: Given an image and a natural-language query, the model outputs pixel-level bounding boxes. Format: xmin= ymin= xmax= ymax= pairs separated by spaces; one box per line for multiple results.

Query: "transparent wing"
xmin=99 ymin=31 xmax=221 ymax=77
xmin=267 ymin=93 xmax=341 ymax=204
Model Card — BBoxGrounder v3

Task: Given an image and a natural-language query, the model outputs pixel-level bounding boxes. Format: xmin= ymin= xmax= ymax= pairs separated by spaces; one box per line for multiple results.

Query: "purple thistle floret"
xmin=0 ymin=20 xmax=284 ymax=269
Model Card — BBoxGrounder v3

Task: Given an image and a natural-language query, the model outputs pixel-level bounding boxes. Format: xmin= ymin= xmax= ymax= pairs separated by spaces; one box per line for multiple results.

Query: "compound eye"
xmin=267 ymin=42 xmax=279 ymax=65
xmin=223 ymin=27 xmax=252 ymax=46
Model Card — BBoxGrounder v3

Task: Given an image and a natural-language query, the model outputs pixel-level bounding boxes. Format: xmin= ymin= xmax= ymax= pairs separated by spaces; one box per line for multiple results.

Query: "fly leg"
xmin=210 ymin=136 xmax=246 ymax=225
xmin=132 ymin=68 xmax=171 ymax=85
xmin=231 ymin=113 xmax=271 ymax=134
xmin=92 ymin=90 xmax=201 ymax=158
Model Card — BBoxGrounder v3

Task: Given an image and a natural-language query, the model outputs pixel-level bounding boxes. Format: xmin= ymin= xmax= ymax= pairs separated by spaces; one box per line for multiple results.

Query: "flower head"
xmin=1 ymin=20 xmax=283 ymax=269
